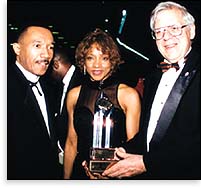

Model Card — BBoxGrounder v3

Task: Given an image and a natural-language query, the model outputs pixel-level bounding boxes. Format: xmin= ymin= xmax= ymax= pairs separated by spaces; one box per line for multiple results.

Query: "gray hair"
xmin=150 ymin=1 xmax=195 ymax=30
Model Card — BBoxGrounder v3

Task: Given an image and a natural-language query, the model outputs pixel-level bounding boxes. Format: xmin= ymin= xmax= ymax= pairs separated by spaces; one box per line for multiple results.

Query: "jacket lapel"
xmin=24 ymin=83 xmax=50 ymax=137
xmin=40 ymin=79 xmax=57 ymax=144
xmin=150 ymin=49 xmax=199 ymax=148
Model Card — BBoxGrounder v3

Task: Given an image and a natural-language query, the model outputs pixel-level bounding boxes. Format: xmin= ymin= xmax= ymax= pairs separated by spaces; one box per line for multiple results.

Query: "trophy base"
xmin=90 ymin=147 xmax=115 ymax=159
xmin=89 ymin=148 xmax=117 ymax=173
xmin=89 ymin=160 xmax=117 ymax=173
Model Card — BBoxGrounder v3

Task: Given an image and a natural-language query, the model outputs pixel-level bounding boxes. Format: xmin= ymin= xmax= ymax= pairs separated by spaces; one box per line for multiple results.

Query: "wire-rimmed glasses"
xmin=151 ymin=24 xmax=189 ymax=40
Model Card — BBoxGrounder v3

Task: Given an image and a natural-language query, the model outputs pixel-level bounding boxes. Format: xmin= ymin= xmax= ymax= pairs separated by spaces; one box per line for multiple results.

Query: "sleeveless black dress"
xmin=71 ymin=76 xmax=126 ymax=179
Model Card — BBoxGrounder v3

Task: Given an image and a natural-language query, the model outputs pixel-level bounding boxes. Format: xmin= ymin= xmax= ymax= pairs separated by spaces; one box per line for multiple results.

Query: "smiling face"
xmin=84 ymin=43 xmax=112 ymax=81
xmin=13 ymin=26 xmax=55 ymax=76
xmin=154 ymin=9 xmax=195 ymax=63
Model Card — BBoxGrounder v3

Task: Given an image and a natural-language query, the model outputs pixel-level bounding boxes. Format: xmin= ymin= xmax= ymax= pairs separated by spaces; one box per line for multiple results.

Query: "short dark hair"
xmin=54 ymin=47 xmax=72 ymax=65
xmin=14 ymin=23 xmax=52 ymax=43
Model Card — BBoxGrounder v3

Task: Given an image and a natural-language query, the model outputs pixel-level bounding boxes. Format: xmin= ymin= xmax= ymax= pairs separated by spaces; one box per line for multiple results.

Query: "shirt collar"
xmin=62 ymin=64 xmax=75 ymax=85
xmin=16 ymin=61 xmax=40 ymax=83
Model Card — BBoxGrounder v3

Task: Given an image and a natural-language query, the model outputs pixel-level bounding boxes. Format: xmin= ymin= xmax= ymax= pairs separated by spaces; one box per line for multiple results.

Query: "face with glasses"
xmin=153 ymin=9 xmax=195 ymax=63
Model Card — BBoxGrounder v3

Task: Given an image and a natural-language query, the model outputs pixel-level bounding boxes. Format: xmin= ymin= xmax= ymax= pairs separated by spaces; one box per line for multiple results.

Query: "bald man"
xmin=7 ymin=25 xmax=62 ymax=179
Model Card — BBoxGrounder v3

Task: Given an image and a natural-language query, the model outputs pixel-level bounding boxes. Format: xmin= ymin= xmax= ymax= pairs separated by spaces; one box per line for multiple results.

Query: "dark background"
xmin=7 ymin=0 xmax=200 ymax=82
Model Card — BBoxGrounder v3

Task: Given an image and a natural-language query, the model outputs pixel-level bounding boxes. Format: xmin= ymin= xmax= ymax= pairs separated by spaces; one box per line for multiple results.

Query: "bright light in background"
xmin=118 ymin=9 xmax=127 ymax=35
xmin=116 ymin=37 xmax=149 ymax=61
xmin=10 ymin=27 xmax=18 ymax=30
xmin=117 ymin=9 xmax=149 ymax=61
xmin=70 ymin=45 xmax=75 ymax=49
xmin=8 ymin=23 xmax=18 ymax=30
xmin=57 ymin=36 xmax=64 ymax=40
xmin=52 ymin=31 xmax=59 ymax=35
xmin=122 ymin=9 xmax=126 ymax=16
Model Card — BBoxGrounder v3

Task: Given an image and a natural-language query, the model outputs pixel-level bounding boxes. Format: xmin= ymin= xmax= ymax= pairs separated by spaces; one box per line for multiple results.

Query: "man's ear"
xmin=12 ymin=43 xmax=21 ymax=55
xmin=53 ymin=60 xmax=60 ymax=70
xmin=189 ymin=24 xmax=196 ymax=40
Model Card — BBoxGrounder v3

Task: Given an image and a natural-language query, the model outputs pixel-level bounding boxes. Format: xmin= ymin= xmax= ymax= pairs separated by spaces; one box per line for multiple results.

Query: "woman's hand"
xmin=82 ymin=160 xmax=109 ymax=179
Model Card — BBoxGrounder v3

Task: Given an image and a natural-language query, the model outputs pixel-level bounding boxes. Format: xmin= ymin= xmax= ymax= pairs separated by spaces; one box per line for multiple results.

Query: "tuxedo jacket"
xmin=7 ymin=63 xmax=61 ymax=179
xmin=125 ymin=47 xmax=200 ymax=179
xmin=55 ymin=67 xmax=83 ymax=150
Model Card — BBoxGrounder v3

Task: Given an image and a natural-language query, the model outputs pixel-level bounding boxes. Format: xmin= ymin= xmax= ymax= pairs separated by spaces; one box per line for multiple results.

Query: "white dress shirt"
xmin=146 ymin=58 xmax=186 ymax=151
xmin=16 ymin=61 xmax=50 ymax=136
xmin=59 ymin=64 xmax=75 ymax=114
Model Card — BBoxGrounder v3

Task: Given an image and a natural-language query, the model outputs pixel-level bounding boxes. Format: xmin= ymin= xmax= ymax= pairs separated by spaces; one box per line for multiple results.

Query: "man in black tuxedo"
xmin=7 ymin=25 xmax=62 ymax=179
xmin=50 ymin=47 xmax=83 ymax=166
xmin=103 ymin=1 xmax=200 ymax=179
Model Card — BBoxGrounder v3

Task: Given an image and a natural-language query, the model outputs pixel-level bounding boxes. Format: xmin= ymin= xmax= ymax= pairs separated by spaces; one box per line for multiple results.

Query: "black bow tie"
xmin=29 ymin=81 xmax=42 ymax=96
xmin=157 ymin=62 xmax=180 ymax=72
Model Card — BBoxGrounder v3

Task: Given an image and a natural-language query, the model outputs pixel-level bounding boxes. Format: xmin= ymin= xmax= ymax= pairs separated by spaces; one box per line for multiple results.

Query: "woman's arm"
xmin=118 ymin=84 xmax=141 ymax=140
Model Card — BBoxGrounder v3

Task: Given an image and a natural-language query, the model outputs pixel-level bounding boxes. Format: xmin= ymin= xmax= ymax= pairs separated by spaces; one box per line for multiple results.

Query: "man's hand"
xmin=102 ymin=149 xmax=146 ymax=178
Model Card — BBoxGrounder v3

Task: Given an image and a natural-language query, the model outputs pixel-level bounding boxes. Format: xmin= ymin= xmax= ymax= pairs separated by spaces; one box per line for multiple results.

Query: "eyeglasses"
xmin=151 ymin=24 xmax=189 ymax=40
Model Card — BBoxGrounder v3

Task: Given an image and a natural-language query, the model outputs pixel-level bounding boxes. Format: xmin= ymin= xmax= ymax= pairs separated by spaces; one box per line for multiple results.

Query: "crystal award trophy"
xmin=89 ymin=92 xmax=117 ymax=173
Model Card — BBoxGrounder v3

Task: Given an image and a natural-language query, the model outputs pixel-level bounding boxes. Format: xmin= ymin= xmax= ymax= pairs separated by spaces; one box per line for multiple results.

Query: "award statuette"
xmin=89 ymin=93 xmax=117 ymax=173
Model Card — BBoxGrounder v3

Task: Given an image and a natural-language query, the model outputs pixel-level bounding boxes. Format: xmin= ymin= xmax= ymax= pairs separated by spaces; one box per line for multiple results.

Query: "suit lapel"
xmin=40 ymin=79 xmax=57 ymax=144
xmin=150 ymin=50 xmax=199 ymax=147
xmin=145 ymin=72 xmax=162 ymax=113
xmin=11 ymin=64 xmax=56 ymax=145
xmin=24 ymin=84 xmax=50 ymax=136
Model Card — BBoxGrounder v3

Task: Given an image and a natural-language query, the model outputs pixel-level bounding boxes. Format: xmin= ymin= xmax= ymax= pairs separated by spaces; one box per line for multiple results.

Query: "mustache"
xmin=36 ymin=59 xmax=50 ymax=65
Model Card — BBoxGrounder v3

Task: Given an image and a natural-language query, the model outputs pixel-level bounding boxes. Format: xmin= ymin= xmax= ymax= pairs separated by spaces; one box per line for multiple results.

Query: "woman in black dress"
xmin=64 ymin=28 xmax=141 ymax=179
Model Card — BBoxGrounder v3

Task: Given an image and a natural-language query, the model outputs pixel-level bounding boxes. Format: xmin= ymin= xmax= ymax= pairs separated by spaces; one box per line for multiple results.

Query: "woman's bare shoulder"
xmin=118 ymin=83 xmax=139 ymax=96
xmin=67 ymin=85 xmax=82 ymax=103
